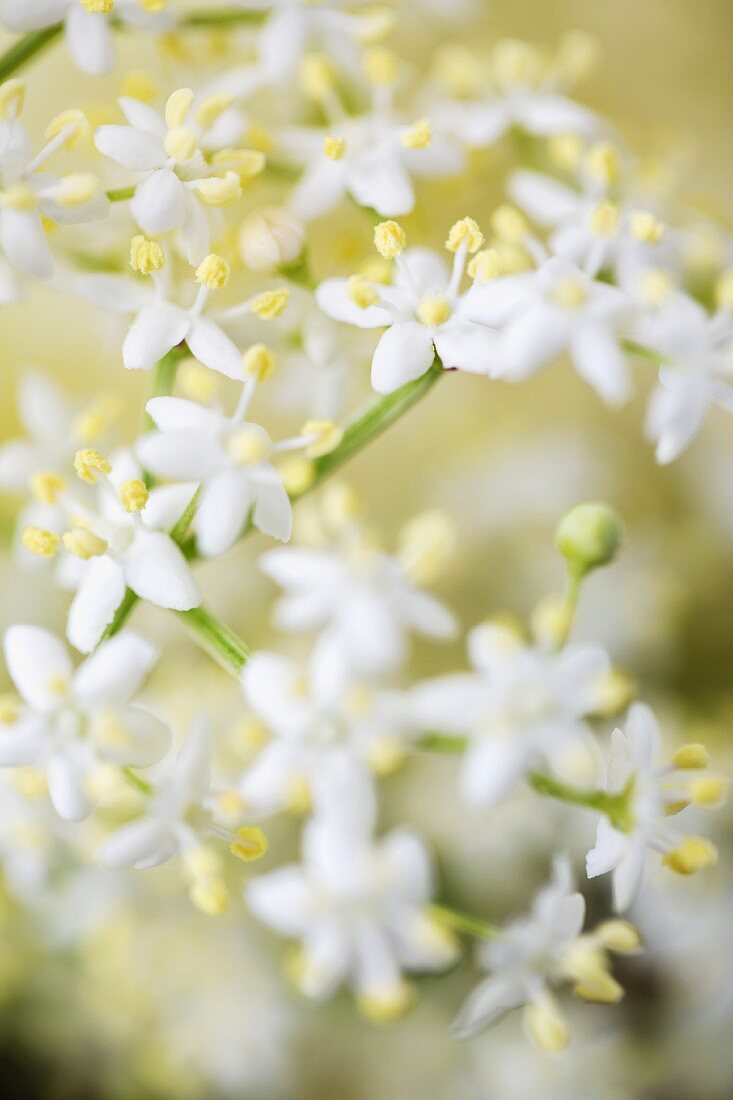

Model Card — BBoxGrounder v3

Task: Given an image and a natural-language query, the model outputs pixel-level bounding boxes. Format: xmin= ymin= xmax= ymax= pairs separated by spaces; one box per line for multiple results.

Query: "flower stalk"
xmin=430 ymin=904 xmax=500 ymax=940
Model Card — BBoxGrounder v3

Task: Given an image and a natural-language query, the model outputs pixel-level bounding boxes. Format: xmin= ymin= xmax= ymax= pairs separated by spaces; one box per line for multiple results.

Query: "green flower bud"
xmin=555 ymin=503 xmax=622 ymax=576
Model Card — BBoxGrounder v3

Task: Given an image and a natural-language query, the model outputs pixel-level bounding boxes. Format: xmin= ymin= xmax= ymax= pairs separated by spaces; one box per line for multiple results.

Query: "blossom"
xmin=246 ymin=761 xmax=457 ymax=1016
xmin=410 ymin=622 xmax=608 ymax=805
xmin=317 ymin=225 xmax=500 ymax=393
xmin=0 ymin=370 xmax=81 ymax=493
xmin=586 ymin=703 xmax=723 ymax=911
xmin=453 ymin=856 xmax=637 ymax=1050
xmin=0 ymin=626 xmax=169 ymax=821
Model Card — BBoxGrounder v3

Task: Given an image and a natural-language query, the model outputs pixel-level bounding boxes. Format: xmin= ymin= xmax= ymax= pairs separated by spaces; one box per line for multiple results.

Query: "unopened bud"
xmin=238 ymin=206 xmax=305 ymax=273
xmin=555 ymin=502 xmax=622 ymax=577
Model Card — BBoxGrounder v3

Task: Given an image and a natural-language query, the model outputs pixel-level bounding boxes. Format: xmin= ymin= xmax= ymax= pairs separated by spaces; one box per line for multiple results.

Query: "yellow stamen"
xmin=357 ymin=980 xmax=413 ymax=1023
xmin=21 ymin=526 xmax=59 ymax=559
xmin=530 ymin=594 xmax=574 ymax=650
xmin=346 ymin=275 xmax=379 ymax=309
xmin=196 ymin=171 xmax=242 ymax=206
xmin=249 ymin=287 xmax=290 ymax=319
xmin=467 ymin=248 xmax=503 ymax=282
xmin=189 ymin=877 xmax=230 ymax=916
xmin=589 ymin=201 xmax=620 ymax=237
xmin=164 ymin=87 xmax=194 ymax=130
xmin=401 ymin=119 xmax=431 ymax=150
xmin=196 ymin=92 xmax=234 ymax=129
xmin=130 ymin=234 xmax=164 ymax=274
xmin=228 ymin=428 xmax=269 ymax=465
xmin=715 ymin=268 xmax=733 ymax=310
xmin=595 ymin=919 xmax=642 ymax=954
xmin=397 ymin=509 xmax=456 ymax=585
xmin=243 ymin=343 xmax=275 ymax=380
xmin=630 ymin=210 xmax=665 ymax=244
xmin=119 ymin=479 xmax=149 ymax=513
xmin=323 ymin=135 xmax=346 ymax=160
xmin=662 ymin=836 xmax=718 ymax=875
xmin=285 ymin=777 xmax=311 ymax=815
xmin=446 ymin=216 xmax=484 ymax=254
xmin=321 ymin=480 xmax=364 ymax=526
xmin=81 ymin=0 xmax=114 ymax=11
xmin=364 ymin=47 xmax=398 ymax=86
xmin=374 ymin=219 xmax=406 ymax=259
xmin=0 ymin=78 xmax=25 ymax=120
xmin=0 ymin=694 xmax=20 ymax=724
xmin=523 ymin=999 xmax=569 ymax=1054
xmin=367 ymin=736 xmax=406 ymax=776
xmin=302 ymin=419 xmax=343 ymax=458
xmin=492 ymin=39 xmax=544 ymax=87
xmin=29 ymin=471 xmax=66 ymax=504
xmin=584 ymin=141 xmax=620 ymax=185
xmin=300 ymin=54 xmax=338 ymax=100
xmin=211 ymin=147 xmax=266 ymax=179
xmin=230 ymin=825 xmax=269 ymax=862
xmin=179 ymin=359 xmax=218 ymax=403
xmin=638 ymin=268 xmax=674 ymax=306
xmin=550 ymin=275 xmax=588 ymax=309
xmin=689 ymin=777 xmax=728 ymax=809
xmin=74 ymin=448 xmax=111 ymax=483
xmin=195 ymin=253 xmax=230 ymax=289
xmin=120 ymin=71 xmax=159 ymax=104
xmin=1 ymin=184 xmax=36 ymax=211
xmin=672 ymin=743 xmax=709 ymax=770
xmin=277 ymin=456 xmax=315 ymax=495
xmin=63 ymin=527 xmax=108 ymax=560
xmin=163 ymin=126 xmax=197 ymax=163
xmin=74 ymin=394 xmax=121 ymax=443
xmin=54 ymin=173 xmax=99 ymax=206
xmin=45 ymin=109 xmax=89 ymax=151
xmin=490 ymin=204 xmax=529 ymax=244
xmin=548 ymin=132 xmax=584 ymax=173
xmin=416 ymin=295 xmax=451 ymax=327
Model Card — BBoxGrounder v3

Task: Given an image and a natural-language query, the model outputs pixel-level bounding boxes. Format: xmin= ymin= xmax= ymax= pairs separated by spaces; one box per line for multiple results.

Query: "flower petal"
xmin=371 ymin=322 xmax=435 ymax=394
xmin=3 ymin=625 xmax=72 ymax=709
xmin=67 ymin=556 xmax=127 ymax=655
xmin=122 ymin=303 xmax=190 ymax=372
xmin=130 ymin=169 xmax=188 ymax=234
xmin=72 ymin=631 xmax=158 ymax=707
xmin=186 ymin=317 xmax=245 ymax=380
xmin=123 ymin=530 xmax=200 ymax=610
xmin=194 ymin=468 xmax=252 ymax=558
xmin=94 ymin=124 xmax=165 ymax=171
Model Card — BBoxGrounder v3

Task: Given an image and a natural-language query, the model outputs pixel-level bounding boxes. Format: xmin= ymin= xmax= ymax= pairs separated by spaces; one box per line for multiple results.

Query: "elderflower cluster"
xmin=0 ymin=3 xmax=730 ymax=1097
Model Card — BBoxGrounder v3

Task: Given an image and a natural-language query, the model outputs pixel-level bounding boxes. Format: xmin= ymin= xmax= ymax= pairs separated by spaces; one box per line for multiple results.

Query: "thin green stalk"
xmin=122 ymin=766 xmax=154 ymax=797
xmin=0 ymin=24 xmax=61 ymax=82
xmin=528 ymin=771 xmax=633 ymax=831
xmin=106 ymin=186 xmax=136 ymax=203
xmin=176 ymin=605 xmax=249 ymax=677
xmin=430 ymin=904 xmax=500 ymax=940
xmin=181 ymin=10 xmax=267 ymax=29
xmin=417 ymin=733 xmax=467 ymax=754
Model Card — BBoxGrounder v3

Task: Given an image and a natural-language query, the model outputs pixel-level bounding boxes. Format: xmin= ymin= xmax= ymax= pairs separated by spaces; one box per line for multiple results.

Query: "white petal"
xmin=500 ymin=306 xmax=569 ymax=378
xmin=47 ymin=750 xmax=92 ymax=821
xmin=169 ymin=720 xmax=212 ymax=810
xmin=403 ymin=589 xmax=457 ymax=639
xmin=117 ymin=97 xmax=166 ymax=136
xmin=194 ymin=468 xmax=252 ymax=558
xmin=186 ymin=317 xmax=244 ymax=380
xmin=0 ymin=0 xmax=67 ymax=30
xmin=570 ymin=324 xmax=631 ymax=405
xmin=461 ymin=740 xmax=529 ymax=805
xmin=72 ymin=631 xmax=158 ymax=707
xmin=586 ymin=816 xmax=627 ymax=878
xmin=65 ymin=5 xmax=115 ymax=76
xmin=240 ymin=652 xmax=305 ymax=732
xmin=0 ymin=717 xmax=49 ymax=766
xmin=612 ymin=838 xmax=647 ymax=912
xmin=142 ymin=483 xmax=200 ymax=531
xmin=123 ymin=530 xmax=200 ymax=610
xmin=347 ymin=151 xmax=415 ymax=217
xmin=514 ymin=94 xmax=599 ymax=137
xmin=181 ymin=193 xmax=210 ymax=265
xmin=3 ymin=625 xmax=72 ymax=709
xmin=67 ymin=556 xmax=127 ymax=655
xmin=130 ymin=169 xmax=188 ymax=234
xmin=97 ymin=705 xmax=170 ymax=767
xmin=508 ymin=170 xmax=580 ymax=225
xmin=246 ymin=867 xmax=312 ymax=936
xmin=145 ymin=396 xmax=226 ymax=434
xmin=0 ymin=208 xmax=53 ymax=279
xmin=19 ymin=369 xmax=69 ymax=438
xmin=122 ymin=303 xmax=190 ymax=372
xmin=94 ymin=125 xmax=165 ymax=171
xmin=371 ymin=322 xmax=435 ymax=394
xmin=289 ymin=158 xmax=347 ymax=221
xmin=434 ymin=319 xmax=499 ymax=375
xmin=137 ymin=430 xmax=221 ymax=481
xmin=463 ymin=274 xmax=532 ymax=327
xmin=452 ymin=975 xmax=526 ymax=1039
xmin=252 ymin=467 xmax=292 ymax=541
xmin=99 ymin=818 xmax=171 ymax=868
xmin=316 ymin=278 xmax=392 ymax=329
xmin=75 ymin=273 xmax=151 ymax=314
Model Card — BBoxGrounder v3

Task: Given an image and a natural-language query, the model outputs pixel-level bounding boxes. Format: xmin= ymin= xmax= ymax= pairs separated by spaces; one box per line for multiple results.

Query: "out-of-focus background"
xmin=0 ymin=1 xmax=731 ymax=1097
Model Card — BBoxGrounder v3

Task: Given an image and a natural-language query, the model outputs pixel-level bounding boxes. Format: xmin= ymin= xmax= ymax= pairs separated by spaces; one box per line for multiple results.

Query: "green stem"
xmin=181 ymin=10 xmax=267 ymax=29
xmin=176 ymin=606 xmax=249 ymax=677
xmin=417 ymin=733 xmax=467 ymax=754
xmin=430 ymin=904 xmax=500 ymax=940
xmin=0 ymin=24 xmax=61 ymax=82
xmin=528 ymin=771 xmax=633 ymax=831
xmin=122 ymin=766 xmax=154 ymax=797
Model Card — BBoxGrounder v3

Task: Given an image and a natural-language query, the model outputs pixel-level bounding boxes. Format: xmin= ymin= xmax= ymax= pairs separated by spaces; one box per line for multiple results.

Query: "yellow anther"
xmin=189 ymin=877 xmax=230 ymax=916
xmin=556 ymin=29 xmax=599 ymax=82
xmin=230 ymin=825 xmax=269 ymax=862
xmin=323 ymin=134 xmax=346 ymax=160
xmin=364 ymin=47 xmax=399 ymax=87
xmin=54 ymin=173 xmax=99 ymax=206
xmin=45 ymin=109 xmax=89 ymax=150
xmin=285 ymin=777 xmax=311 ymax=815
xmin=0 ymin=694 xmax=20 ymax=724
xmin=322 ymin=480 xmax=364 ymax=526
xmin=584 ymin=141 xmax=620 ymax=185
xmin=401 ymin=119 xmax=431 ymax=150
xmin=715 ymin=268 xmax=733 ymax=310
xmin=467 ymin=248 xmax=503 ymax=282
xmin=547 ymin=132 xmax=585 ymax=173
xmin=249 ymin=287 xmax=290 ymax=319
xmin=573 ymin=970 xmax=623 ymax=1004
xmin=179 ymin=359 xmax=218 ymax=402
xmin=589 ymin=201 xmax=620 ymax=238
xmin=228 ymin=428 xmax=269 ymax=465
xmin=492 ymin=39 xmax=544 ymax=86
xmin=530 ymin=594 xmax=574 ymax=650
xmin=74 ymin=393 xmax=120 ymax=443
xmin=397 ymin=509 xmax=456 ymax=585
xmin=81 ymin=0 xmax=114 ymax=11
xmin=357 ymin=980 xmax=413 ymax=1023
xmin=638 ymin=268 xmax=674 ymax=306
xmin=196 ymin=92 xmax=234 ymax=129
xmin=630 ymin=210 xmax=665 ymax=244
xmin=210 ymin=147 xmax=266 ymax=179
xmin=130 ymin=234 xmax=164 ymax=274
xmin=367 ymin=736 xmax=407 ymax=777
xmin=550 ymin=275 xmax=588 ymax=308
xmin=595 ymin=920 xmax=642 ymax=954
xmin=490 ymin=204 xmax=529 ymax=244
xmin=346 ymin=275 xmax=379 ymax=309
xmin=244 ymin=122 xmax=274 ymax=154
xmin=119 ymin=478 xmax=149 ymax=513
xmin=63 ymin=527 xmax=108 ymax=560
xmin=432 ymin=44 xmax=484 ymax=98
xmin=277 ymin=456 xmax=315 ymax=495
xmin=522 ymin=999 xmax=569 ymax=1054
xmin=664 ymin=799 xmax=690 ymax=817
xmin=689 ymin=777 xmax=728 ymax=809
xmin=374 ymin=220 xmax=406 ymax=259
xmin=0 ymin=184 xmax=36 ymax=211
xmin=672 ymin=743 xmax=710 ymax=770
xmin=216 ymin=789 xmax=246 ymax=823
xmin=120 ymin=71 xmax=159 ymax=104
xmin=164 ymin=125 xmax=198 ymax=163
xmin=164 ymin=87 xmax=194 ymax=130
xmin=136 ymin=0 xmax=167 ymax=10
xmin=195 ymin=253 xmax=230 ymax=289
xmin=302 ymin=420 xmax=343 ymax=458
xmin=21 ymin=526 xmax=59 ymax=559
xmin=0 ymin=78 xmax=25 ymax=120
xmin=29 ymin=471 xmax=66 ymax=504
xmin=242 ymin=343 xmax=275 ymax=380
xmin=446 ymin=216 xmax=484 ymax=254
xmin=416 ymin=295 xmax=451 ymax=327
xmin=592 ymin=667 xmax=635 ymax=717
xmin=73 ymin=448 xmax=111 ymax=483
xmin=300 ymin=53 xmax=338 ymax=100
xmin=662 ymin=836 xmax=718 ymax=875
xmin=195 ymin=170 xmax=242 ymax=206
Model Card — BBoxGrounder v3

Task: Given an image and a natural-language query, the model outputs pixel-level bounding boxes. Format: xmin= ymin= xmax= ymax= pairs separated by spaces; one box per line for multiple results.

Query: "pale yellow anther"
xmin=285 ymin=776 xmax=312 ymax=815
xmin=182 ymin=844 xmax=222 ymax=879
xmin=228 ymin=428 xmax=269 ymax=465
xmin=595 ymin=920 xmax=642 ymax=954
xmin=29 ymin=471 xmax=66 ymax=504
xmin=216 ymin=789 xmax=246 ymax=823
xmin=249 ymin=287 xmax=290 ymax=319
xmin=364 ymin=47 xmax=399 ymax=86
xmin=21 ymin=526 xmax=59 ymax=559
xmin=432 ymin=44 xmax=484 ymax=99
xmin=630 ymin=210 xmax=665 ymax=244
xmin=550 ymin=275 xmax=588 ymax=309
xmin=189 ymin=877 xmax=230 ymax=916
xmin=136 ymin=0 xmax=167 ymax=10
xmin=490 ymin=204 xmax=529 ymax=244
xmin=74 ymin=394 xmax=120 ymax=443
xmin=446 ymin=216 xmax=484 ymax=254
xmin=121 ymin=71 xmax=159 ymax=104
xmin=530 ymin=594 xmax=574 ymax=650
xmin=0 ymin=79 xmax=25 ymax=120
xmin=522 ymin=999 xmax=569 ymax=1054
xmin=179 ymin=359 xmax=218 ymax=403
xmin=55 ymin=173 xmax=99 ymax=206
xmin=196 ymin=92 xmax=234 ymax=130
xmin=196 ymin=170 xmax=242 ymax=206
xmin=672 ymin=743 xmax=710 ymax=770
xmin=589 ymin=201 xmax=620 ymax=238
xmin=584 ymin=141 xmax=620 ymax=185
xmin=277 ymin=456 xmax=315 ymax=496
xmin=401 ymin=119 xmax=431 ymax=150
xmin=548 ymin=132 xmax=585 ymax=173
xmin=397 ymin=509 xmax=456 ymax=586
xmin=357 ymin=980 xmax=413 ymax=1023
xmin=164 ymin=87 xmax=194 ymax=130
xmin=119 ymin=478 xmax=149 ymax=513
xmin=323 ymin=135 xmax=346 ymax=160
xmin=0 ymin=184 xmax=36 ymax=211
xmin=195 ymin=253 xmax=230 ymax=289
xmin=662 ymin=836 xmax=718 ymax=875
xmin=467 ymin=248 xmax=504 ymax=282
xmin=164 ymin=125 xmax=198 ymax=163
xmin=242 ymin=343 xmax=275 ymax=380
xmin=638 ymin=268 xmax=674 ymax=306
xmin=573 ymin=970 xmax=624 ymax=1004
xmin=300 ymin=54 xmax=338 ymax=100
xmin=210 ymin=148 xmax=266 ymax=179
xmin=715 ymin=268 xmax=733 ymax=310
xmin=322 ymin=480 xmax=364 ymax=526
xmin=359 ymin=256 xmax=393 ymax=284
xmin=230 ymin=825 xmax=269 ymax=862
xmin=302 ymin=420 xmax=343 ymax=458
xmin=592 ymin=667 xmax=635 ymax=717
xmin=63 ymin=527 xmax=108 ymax=560
xmin=130 ymin=234 xmax=165 ymax=274
xmin=73 ymin=448 xmax=111 ymax=483
xmin=45 ymin=109 xmax=89 ymax=150
xmin=81 ymin=0 xmax=114 ymax=11
xmin=689 ymin=777 xmax=728 ymax=809
xmin=346 ymin=275 xmax=379 ymax=309
xmin=368 ymin=737 xmax=407 ymax=776
xmin=374 ymin=220 xmax=406 ymax=259
xmin=0 ymin=694 xmax=20 ymax=725
xmin=492 ymin=39 xmax=544 ymax=86
xmin=416 ymin=295 xmax=451 ymax=327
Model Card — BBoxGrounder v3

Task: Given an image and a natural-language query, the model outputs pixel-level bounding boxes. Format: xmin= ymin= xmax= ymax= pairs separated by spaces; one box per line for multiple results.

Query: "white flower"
xmin=239 ymin=649 xmax=414 ymax=815
xmin=453 ymin=856 xmax=631 ymax=1050
xmin=586 ymin=703 xmax=721 ymax=911
xmin=317 ymin=245 xmax=499 ymax=394
xmin=95 ymin=90 xmax=242 ymax=264
xmin=635 ymin=294 xmax=733 ymax=463
xmin=136 ymin=386 xmax=294 ymax=554
xmin=410 ymin=623 xmax=608 ymax=806
xmin=466 ymin=255 xmax=632 ymax=405
xmin=246 ymin=761 xmax=457 ymax=1014
xmin=0 ymin=626 xmax=169 ymax=821
xmin=0 ymin=1 xmax=174 ymax=76
xmin=0 ymin=370 xmax=78 ymax=493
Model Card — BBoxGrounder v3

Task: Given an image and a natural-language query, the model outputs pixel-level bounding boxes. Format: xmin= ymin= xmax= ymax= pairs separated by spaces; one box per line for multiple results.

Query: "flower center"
xmin=416 ymin=295 xmax=451 ymax=327
xmin=549 ymin=276 xmax=588 ymax=309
